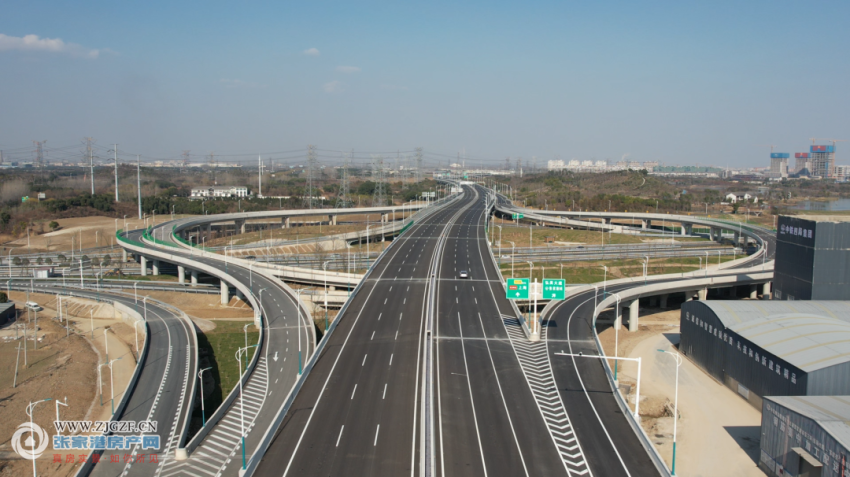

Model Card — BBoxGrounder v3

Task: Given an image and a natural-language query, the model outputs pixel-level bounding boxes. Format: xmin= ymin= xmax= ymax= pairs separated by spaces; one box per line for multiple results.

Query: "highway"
xmin=13 ymin=285 xmax=197 ymax=477
xmin=251 ymin=189 xmax=474 ymax=476
xmin=120 ymin=228 xmax=314 ymax=477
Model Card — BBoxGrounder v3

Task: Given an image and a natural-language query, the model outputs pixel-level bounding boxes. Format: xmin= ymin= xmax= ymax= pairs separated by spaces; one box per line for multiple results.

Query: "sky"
xmin=0 ymin=0 xmax=848 ymax=168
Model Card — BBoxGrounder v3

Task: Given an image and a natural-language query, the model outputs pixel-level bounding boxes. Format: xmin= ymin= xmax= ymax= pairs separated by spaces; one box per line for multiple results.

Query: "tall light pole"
xmin=508 ymin=241 xmax=516 ymax=277
xmin=296 ymin=289 xmax=303 ymax=375
xmin=26 ymin=398 xmax=52 ymax=477
xmin=657 ymin=349 xmax=683 ymax=475
xmin=198 ymin=366 xmax=213 ymax=427
xmin=322 ymin=261 xmax=330 ymax=332
xmin=108 ymin=357 xmax=122 ymax=414
xmin=113 ymin=144 xmax=119 ymax=202
xmin=601 ymin=265 xmax=608 ymax=296
xmin=365 ymin=225 xmax=374 ymax=270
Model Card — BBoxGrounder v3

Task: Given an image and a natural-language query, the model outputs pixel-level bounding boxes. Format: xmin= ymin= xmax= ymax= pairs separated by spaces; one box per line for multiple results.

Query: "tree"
xmin=36 ymin=256 xmax=43 ymax=265
xmin=45 ymin=257 xmax=52 ymax=265
xmin=0 ymin=211 xmax=10 ymax=226
xmin=12 ymin=256 xmax=21 ymax=266
xmin=49 ymin=221 xmax=59 ymax=231
xmin=0 ymin=292 xmax=7 ymax=303
xmin=101 ymin=255 xmax=111 ymax=267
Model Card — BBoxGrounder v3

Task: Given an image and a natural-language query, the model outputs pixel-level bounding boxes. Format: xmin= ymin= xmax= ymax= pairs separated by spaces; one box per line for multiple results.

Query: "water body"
xmin=793 ymin=198 xmax=850 ymax=211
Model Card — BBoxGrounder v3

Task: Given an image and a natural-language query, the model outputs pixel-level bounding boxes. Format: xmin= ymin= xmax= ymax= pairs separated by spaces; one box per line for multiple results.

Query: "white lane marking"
xmin=383 ymin=383 xmax=387 ymax=399
xmin=389 ymin=286 xmax=393 ymax=291
xmin=400 ymin=313 xmax=403 ymax=320
xmin=378 ymin=313 xmax=382 ymax=320
xmin=407 ymin=286 xmax=410 ymax=291
xmin=384 ymin=298 xmax=388 ymax=304
xmin=455 ymin=312 xmax=489 ymax=475
xmin=362 ymin=354 xmax=367 ymax=366
xmin=374 ymin=425 xmax=380 ymax=446
xmin=475 ymin=298 xmax=477 ymax=304
xmin=371 ymin=331 xmax=375 ymax=340
xmin=395 ymin=330 xmax=399 ymax=340
xmin=403 ymin=298 xmax=407 ymax=304
xmin=389 ymin=353 xmax=393 ymax=366
xmin=351 ymin=384 xmax=357 ymax=400
xmin=336 ymin=425 xmax=344 ymax=447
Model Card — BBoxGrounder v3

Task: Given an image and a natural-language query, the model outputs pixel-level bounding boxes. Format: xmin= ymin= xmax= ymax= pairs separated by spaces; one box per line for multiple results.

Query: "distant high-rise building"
xmin=810 ymin=144 xmax=836 ymax=178
xmin=547 ymin=159 xmax=565 ymax=171
xmin=769 ymin=153 xmax=789 ymax=178
xmin=834 ymin=165 xmax=850 ymax=182
xmin=794 ymin=153 xmax=810 ymax=175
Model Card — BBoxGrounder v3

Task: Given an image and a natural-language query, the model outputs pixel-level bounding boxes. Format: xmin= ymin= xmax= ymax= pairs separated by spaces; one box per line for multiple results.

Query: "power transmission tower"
xmin=181 ymin=150 xmax=191 ymax=172
xmin=505 ymin=157 xmax=511 ymax=173
xmin=82 ymin=137 xmax=96 ymax=194
xmin=33 ymin=140 xmax=47 ymax=167
xmin=414 ymin=147 xmax=423 ymax=183
xmin=516 ymin=157 xmax=523 ymax=178
xmin=207 ymin=152 xmax=216 ymax=184
xmin=372 ymin=155 xmax=386 ymax=207
xmin=336 ymin=150 xmax=351 ymax=208
xmin=305 ymin=145 xmax=317 ymax=209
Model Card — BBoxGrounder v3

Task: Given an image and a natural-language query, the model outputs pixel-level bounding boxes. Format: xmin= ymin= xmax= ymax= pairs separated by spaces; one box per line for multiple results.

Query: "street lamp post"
xmin=601 ymin=265 xmax=608 ymax=296
xmin=198 ymin=366 xmax=213 ymax=426
xmin=108 ymin=357 xmax=122 ymax=414
xmin=508 ymin=241 xmax=516 ymax=277
xmin=26 ymin=398 xmax=52 ymax=477
xmin=322 ymin=261 xmax=330 ymax=332
xmin=365 ymin=225 xmax=374 ymax=270
xmin=657 ymin=349 xmax=683 ymax=475
xmin=296 ymin=289 xmax=303 ymax=374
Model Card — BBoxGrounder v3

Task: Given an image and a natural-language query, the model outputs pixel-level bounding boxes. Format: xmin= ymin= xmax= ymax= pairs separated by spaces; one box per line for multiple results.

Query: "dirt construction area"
xmin=0 ymin=292 xmax=140 ymax=477
xmin=597 ymin=305 xmax=765 ymax=477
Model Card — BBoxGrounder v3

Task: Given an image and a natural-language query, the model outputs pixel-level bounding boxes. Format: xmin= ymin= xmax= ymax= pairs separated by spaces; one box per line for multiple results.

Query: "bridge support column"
xmin=698 ymin=288 xmax=707 ymax=300
xmin=614 ymin=303 xmax=622 ymax=331
xmin=281 ymin=217 xmax=290 ymax=228
xmin=750 ymin=285 xmax=758 ymax=299
xmin=733 ymin=232 xmax=740 ymax=246
xmin=191 ymin=270 xmax=198 ymax=286
xmin=140 ymin=256 xmax=148 ymax=276
xmin=649 ymin=296 xmax=658 ymax=307
xmin=122 ymin=249 xmax=128 ymax=262
xmin=685 ymin=224 xmax=693 ymax=235
xmin=660 ymin=294 xmax=668 ymax=308
xmin=712 ymin=227 xmax=722 ymax=242
xmin=641 ymin=219 xmax=649 ymax=230
xmin=686 ymin=290 xmax=697 ymax=302
xmin=152 ymin=260 xmax=160 ymax=276
xmin=178 ymin=265 xmax=185 ymax=284
xmin=762 ymin=281 xmax=771 ymax=299
xmin=236 ymin=219 xmax=246 ymax=234
xmin=329 ymin=215 xmax=337 ymax=226
xmin=220 ymin=280 xmax=229 ymax=305
xmin=628 ymin=299 xmax=639 ymax=332
xmin=604 ymin=218 xmax=612 ymax=225
xmin=381 ymin=213 xmax=389 ymax=223
xmin=205 ymin=223 xmax=211 ymax=240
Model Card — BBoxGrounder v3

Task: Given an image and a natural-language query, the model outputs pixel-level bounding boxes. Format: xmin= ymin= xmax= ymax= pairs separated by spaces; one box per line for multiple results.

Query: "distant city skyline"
xmin=1 ymin=0 xmax=848 ymax=167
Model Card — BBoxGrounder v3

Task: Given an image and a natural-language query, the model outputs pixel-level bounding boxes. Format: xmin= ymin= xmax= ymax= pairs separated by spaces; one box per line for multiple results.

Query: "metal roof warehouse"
xmin=679 ymin=300 xmax=850 ymax=409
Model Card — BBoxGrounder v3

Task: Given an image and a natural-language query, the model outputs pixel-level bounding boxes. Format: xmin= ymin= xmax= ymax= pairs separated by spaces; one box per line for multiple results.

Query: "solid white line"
xmin=456 ymin=311 xmax=488 ymax=475
xmin=362 ymin=354 xmax=367 ymax=366
xmin=383 ymin=383 xmax=387 ymax=399
xmin=378 ymin=313 xmax=382 ymax=320
xmin=374 ymin=424 xmax=380 ymax=446
xmin=395 ymin=330 xmax=399 ymax=340
xmin=389 ymin=353 xmax=393 ymax=366
xmin=336 ymin=425 xmax=344 ymax=447
xmin=351 ymin=384 xmax=357 ymax=400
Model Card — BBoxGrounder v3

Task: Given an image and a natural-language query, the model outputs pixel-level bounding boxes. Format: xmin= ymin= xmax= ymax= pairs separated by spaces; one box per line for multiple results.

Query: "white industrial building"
xmin=190 ymin=186 xmax=250 ymax=198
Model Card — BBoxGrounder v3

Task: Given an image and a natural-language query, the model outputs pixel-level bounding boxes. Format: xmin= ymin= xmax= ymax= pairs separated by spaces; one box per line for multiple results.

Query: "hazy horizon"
xmin=1 ymin=0 xmax=848 ymax=168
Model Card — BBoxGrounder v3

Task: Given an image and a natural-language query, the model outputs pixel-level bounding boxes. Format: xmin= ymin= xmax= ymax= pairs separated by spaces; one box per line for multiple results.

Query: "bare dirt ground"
xmin=0 ymin=292 xmax=140 ymax=477
xmin=0 ymin=215 xmax=196 ymax=255
xmin=597 ymin=305 xmax=765 ymax=477
xmin=137 ymin=291 xmax=254 ymax=320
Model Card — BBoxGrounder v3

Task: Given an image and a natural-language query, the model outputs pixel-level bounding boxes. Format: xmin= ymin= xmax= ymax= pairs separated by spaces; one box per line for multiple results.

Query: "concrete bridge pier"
xmin=282 ymin=217 xmax=290 ymax=228
xmin=140 ymin=256 xmax=148 ymax=276
xmin=628 ymin=299 xmax=639 ymax=332
xmin=178 ymin=265 xmax=185 ymax=284
xmin=733 ymin=231 xmax=741 ymax=246
xmin=152 ymin=260 xmax=160 ymax=276
xmin=698 ymin=288 xmax=708 ymax=300
xmin=191 ymin=270 xmax=198 ymax=286
xmin=329 ymin=215 xmax=337 ymax=226
xmin=762 ymin=281 xmax=771 ymax=299
xmin=381 ymin=213 xmax=389 ymax=223
xmin=750 ymin=284 xmax=758 ymax=299
xmin=641 ymin=219 xmax=650 ymax=230
xmin=236 ymin=219 xmax=246 ymax=234
xmin=123 ymin=249 xmax=128 ymax=262
xmin=221 ymin=280 xmax=229 ymax=305
xmin=660 ymin=294 xmax=669 ymax=308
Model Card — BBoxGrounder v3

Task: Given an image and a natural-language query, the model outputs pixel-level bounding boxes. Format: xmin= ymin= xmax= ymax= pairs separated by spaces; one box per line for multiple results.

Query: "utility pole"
xmin=181 ymin=150 xmax=191 ymax=172
xmin=258 ymin=155 xmax=263 ymax=198
xmin=33 ymin=140 xmax=47 ymax=167
xmin=113 ymin=144 xmax=119 ymax=202
xmin=336 ymin=150 xmax=351 ymax=208
xmin=414 ymin=147 xmax=423 ymax=183
xmin=137 ymin=156 xmax=143 ymax=220
xmin=306 ymin=145 xmax=317 ymax=209
xmin=208 ymin=152 xmax=217 ymax=185
xmin=83 ymin=137 xmax=96 ymax=194
xmin=372 ymin=155 xmax=386 ymax=206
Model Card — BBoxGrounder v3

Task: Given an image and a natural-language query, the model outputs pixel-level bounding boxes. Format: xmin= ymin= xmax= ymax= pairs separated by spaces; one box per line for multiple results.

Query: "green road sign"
xmin=542 ymin=279 xmax=566 ymax=300
xmin=506 ymin=278 xmax=529 ymax=300
xmin=512 ymin=213 xmax=524 ymax=220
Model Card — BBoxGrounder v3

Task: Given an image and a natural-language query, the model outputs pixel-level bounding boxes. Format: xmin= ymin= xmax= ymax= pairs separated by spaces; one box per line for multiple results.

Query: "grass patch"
xmin=194 ymin=321 xmax=259 ymax=422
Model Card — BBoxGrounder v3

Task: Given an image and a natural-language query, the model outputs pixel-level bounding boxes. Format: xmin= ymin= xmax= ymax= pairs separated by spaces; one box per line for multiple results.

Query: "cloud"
xmin=381 ymin=84 xmax=408 ymax=91
xmin=0 ymin=33 xmax=106 ymax=58
xmin=220 ymin=78 xmax=266 ymax=89
xmin=323 ymin=81 xmax=344 ymax=93
xmin=336 ymin=66 xmax=361 ymax=74
xmin=303 ymin=47 xmax=320 ymax=56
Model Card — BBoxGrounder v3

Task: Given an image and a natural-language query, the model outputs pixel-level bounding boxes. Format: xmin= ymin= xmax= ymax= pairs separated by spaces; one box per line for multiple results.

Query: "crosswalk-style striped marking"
xmin=501 ymin=315 xmax=592 ymax=476
xmin=160 ymin=357 xmax=270 ymax=477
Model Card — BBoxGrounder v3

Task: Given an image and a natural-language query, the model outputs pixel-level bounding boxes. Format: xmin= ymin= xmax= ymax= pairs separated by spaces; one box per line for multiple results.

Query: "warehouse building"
xmin=760 ymin=395 xmax=850 ymax=477
xmin=680 ymin=300 xmax=850 ymax=409
xmin=774 ymin=215 xmax=850 ymax=301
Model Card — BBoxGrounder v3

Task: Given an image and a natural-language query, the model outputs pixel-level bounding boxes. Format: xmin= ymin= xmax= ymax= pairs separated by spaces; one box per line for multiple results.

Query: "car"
xmin=25 ymin=301 xmax=41 ymax=311
xmin=245 ymin=255 xmax=256 ymax=260
xmin=459 ymin=271 xmax=469 ymax=279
